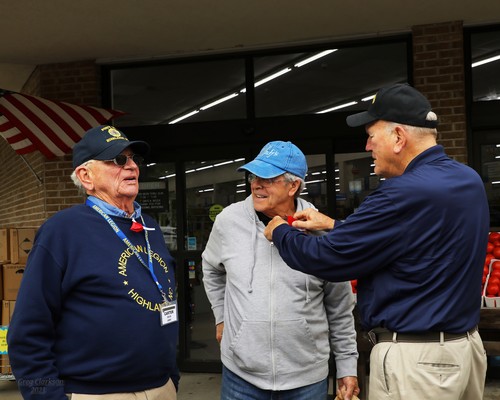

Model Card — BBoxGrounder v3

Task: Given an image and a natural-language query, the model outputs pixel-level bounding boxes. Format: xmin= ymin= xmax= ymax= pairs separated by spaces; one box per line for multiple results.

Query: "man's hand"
xmin=264 ymin=216 xmax=287 ymax=241
xmin=292 ymin=208 xmax=335 ymax=231
xmin=336 ymin=376 xmax=360 ymax=400
xmin=216 ymin=322 xmax=224 ymax=344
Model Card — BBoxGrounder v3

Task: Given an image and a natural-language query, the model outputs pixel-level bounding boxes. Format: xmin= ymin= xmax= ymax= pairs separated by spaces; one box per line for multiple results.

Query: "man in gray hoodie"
xmin=202 ymin=141 xmax=359 ymax=400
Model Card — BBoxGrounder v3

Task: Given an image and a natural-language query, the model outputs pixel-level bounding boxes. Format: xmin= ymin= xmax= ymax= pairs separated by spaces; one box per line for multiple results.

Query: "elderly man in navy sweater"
xmin=8 ymin=125 xmax=179 ymax=399
xmin=264 ymin=84 xmax=489 ymax=400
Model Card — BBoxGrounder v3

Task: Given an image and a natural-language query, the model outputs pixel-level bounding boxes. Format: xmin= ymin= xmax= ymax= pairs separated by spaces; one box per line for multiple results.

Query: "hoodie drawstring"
xmin=248 ymin=216 xmax=258 ymax=293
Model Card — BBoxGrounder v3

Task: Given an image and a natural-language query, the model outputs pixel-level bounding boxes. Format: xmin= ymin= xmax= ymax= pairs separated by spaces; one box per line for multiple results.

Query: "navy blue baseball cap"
xmin=72 ymin=125 xmax=150 ymax=168
xmin=346 ymin=83 xmax=439 ymax=128
xmin=238 ymin=141 xmax=307 ymax=180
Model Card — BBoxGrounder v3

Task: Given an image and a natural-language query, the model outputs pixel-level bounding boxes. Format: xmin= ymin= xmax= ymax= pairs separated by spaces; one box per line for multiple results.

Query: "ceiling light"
xmin=200 ymin=93 xmax=239 ymax=110
xmin=472 ymin=55 xmax=500 ymax=68
xmin=169 ymin=110 xmax=199 ymax=124
xmin=316 ymin=101 xmax=358 ymax=114
xmin=214 ymin=160 xmax=235 ymax=167
xmin=362 ymin=94 xmax=376 ymax=102
xmin=196 ymin=165 xmax=214 ymax=171
xmin=254 ymin=68 xmax=292 ymax=88
xmin=294 ymin=49 xmax=337 ymax=68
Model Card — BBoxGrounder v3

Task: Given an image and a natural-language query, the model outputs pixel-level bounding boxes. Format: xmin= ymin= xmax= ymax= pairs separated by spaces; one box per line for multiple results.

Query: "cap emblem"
xmin=101 ymin=125 xmax=128 ymax=143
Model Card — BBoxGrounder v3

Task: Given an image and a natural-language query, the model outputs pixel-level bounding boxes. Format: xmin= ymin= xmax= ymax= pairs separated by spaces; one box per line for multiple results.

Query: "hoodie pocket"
xmin=274 ymin=319 xmax=319 ymax=374
xmin=229 ymin=318 xmax=319 ymax=375
xmin=230 ymin=320 xmax=272 ymax=374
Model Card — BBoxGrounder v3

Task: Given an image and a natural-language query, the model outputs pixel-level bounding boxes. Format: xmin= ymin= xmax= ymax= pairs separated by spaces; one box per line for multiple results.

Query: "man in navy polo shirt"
xmin=264 ymin=84 xmax=489 ymax=400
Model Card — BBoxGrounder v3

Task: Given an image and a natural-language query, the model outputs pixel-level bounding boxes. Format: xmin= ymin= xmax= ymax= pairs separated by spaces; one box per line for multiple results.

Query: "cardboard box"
xmin=0 ymin=263 xmax=3 ymax=301
xmin=0 ymin=355 xmax=10 ymax=374
xmin=2 ymin=264 xmax=25 ymax=301
xmin=0 ymin=229 xmax=9 ymax=263
xmin=1 ymin=300 xmax=15 ymax=325
xmin=9 ymin=228 xmax=36 ymax=264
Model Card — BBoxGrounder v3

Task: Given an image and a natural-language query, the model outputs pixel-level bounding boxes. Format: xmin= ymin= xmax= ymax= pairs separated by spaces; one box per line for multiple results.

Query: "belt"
xmin=368 ymin=326 xmax=478 ymax=345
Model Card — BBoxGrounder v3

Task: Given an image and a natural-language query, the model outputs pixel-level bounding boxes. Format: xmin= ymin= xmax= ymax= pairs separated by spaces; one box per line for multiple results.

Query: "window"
xmin=111 ymin=59 xmax=246 ymax=127
xmin=254 ymin=42 xmax=408 ymax=117
xmin=108 ymin=38 xmax=409 ymax=127
xmin=471 ymin=28 xmax=500 ymax=102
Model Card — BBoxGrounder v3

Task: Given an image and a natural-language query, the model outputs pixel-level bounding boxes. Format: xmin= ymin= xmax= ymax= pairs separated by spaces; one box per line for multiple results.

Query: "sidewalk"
xmin=1 ymin=372 xmax=500 ymax=399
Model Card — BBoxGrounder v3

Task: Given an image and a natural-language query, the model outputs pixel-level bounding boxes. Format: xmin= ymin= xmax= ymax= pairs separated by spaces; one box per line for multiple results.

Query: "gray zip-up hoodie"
xmin=202 ymin=195 xmax=358 ymax=391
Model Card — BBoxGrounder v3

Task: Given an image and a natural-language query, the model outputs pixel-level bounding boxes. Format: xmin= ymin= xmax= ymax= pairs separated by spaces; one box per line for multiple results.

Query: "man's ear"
xmin=75 ymin=166 xmax=94 ymax=191
xmin=288 ymin=180 xmax=300 ymax=198
xmin=393 ymin=126 xmax=407 ymax=154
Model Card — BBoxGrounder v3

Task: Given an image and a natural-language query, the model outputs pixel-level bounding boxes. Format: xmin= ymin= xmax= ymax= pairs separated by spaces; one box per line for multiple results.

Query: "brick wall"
xmin=412 ymin=21 xmax=467 ymax=163
xmin=0 ymin=145 xmax=46 ymax=227
xmin=0 ymin=61 xmax=100 ymax=228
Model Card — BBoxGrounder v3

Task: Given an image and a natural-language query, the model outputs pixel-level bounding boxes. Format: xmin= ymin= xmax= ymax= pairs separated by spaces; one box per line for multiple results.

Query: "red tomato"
xmin=483 ymin=275 xmax=487 ymax=284
xmin=491 ymin=269 xmax=500 ymax=280
xmin=492 ymin=247 xmax=500 ymax=259
xmin=489 ymin=232 xmax=500 ymax=243
xmin=484 ymin=266 xmax=490 ymax=276
xmin=487 ymin=284 xmax=499 ymax=296
xmin=487 ymin=242 xmax=494 ymax=253
xmin=488 ymin=276 xmax=500 ymax=287
xmin=492 ymin=261 xmax=500 ymax=271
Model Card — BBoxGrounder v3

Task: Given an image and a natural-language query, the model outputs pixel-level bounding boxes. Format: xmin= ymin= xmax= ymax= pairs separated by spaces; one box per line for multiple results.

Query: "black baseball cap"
xmin=72 ymin=125 xmax=150 ymax=168
xmin=346 ymin=83 xmax=439 ymax=128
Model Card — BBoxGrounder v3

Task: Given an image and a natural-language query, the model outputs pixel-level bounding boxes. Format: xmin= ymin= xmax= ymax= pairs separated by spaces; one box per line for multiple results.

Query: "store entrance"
xmin=129 ymin=116 xmax=373 ymax=372
xmin=138 ymin=147 xmax=375 ymax=373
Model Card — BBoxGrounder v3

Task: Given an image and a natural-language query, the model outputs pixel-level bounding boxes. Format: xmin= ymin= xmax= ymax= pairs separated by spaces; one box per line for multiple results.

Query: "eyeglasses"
xmin=102 ymin=154 xmax=145 ymax=167
xmin=248 ymin=173 xmax=285 ymax=188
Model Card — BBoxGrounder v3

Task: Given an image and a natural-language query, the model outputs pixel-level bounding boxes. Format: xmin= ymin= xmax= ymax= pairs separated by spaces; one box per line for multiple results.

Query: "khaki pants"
xmin=68 ymin=378 xmax=177 ymax=400
xmin=368 ymin=330 xmax=487 ymax=400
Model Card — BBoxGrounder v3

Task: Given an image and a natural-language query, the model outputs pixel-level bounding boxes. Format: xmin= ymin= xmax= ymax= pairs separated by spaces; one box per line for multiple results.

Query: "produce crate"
xmin=483 ymin=258 xmax=500 ymax=308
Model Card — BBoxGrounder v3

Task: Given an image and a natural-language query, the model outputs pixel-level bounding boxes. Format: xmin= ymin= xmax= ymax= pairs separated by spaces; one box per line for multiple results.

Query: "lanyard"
xmin=86 ymin=199 xmax=167 ymax=303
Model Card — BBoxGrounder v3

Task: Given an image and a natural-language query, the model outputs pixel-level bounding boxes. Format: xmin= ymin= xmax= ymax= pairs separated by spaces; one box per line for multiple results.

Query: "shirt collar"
xmin=87 ymin=195 xmax=142 ymax=219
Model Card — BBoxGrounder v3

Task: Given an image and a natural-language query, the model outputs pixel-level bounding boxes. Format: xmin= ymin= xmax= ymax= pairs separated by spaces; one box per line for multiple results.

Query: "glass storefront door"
xmin=182 ymin=157 xmax=247 ymax=365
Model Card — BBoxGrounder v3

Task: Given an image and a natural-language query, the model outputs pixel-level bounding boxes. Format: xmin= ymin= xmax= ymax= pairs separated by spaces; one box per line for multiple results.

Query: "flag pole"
xmin=20 ymin=155 xmax=43 ymax=186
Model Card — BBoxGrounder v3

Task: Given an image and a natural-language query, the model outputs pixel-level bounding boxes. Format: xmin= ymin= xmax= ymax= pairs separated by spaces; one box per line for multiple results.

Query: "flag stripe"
xmin=0 ymin=92 xmax=125 ymax=158
xmin=25 ymin=95 xmax=86 ymax=144
xmin=9 ymin=95 xmax=73 ymax=155
xmin=0 ymin=117 xmax=35 ymax=153
xmin=0 ymin=96 xmax=61 ymax=157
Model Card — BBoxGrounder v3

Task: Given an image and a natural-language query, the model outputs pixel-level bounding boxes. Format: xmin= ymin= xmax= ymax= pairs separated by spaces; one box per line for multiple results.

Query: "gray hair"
xmin=71 ymin=160 xmax=94 ymax=195
xmin=283 ymin=172 xmax=305 ymax=198
xmin=385 ymin=121 xmax=437 ymax=139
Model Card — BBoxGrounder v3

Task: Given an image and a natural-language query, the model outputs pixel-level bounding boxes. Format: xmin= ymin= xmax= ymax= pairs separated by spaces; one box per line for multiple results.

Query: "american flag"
xmin=0 ymin=90 xmax=125 ymax=158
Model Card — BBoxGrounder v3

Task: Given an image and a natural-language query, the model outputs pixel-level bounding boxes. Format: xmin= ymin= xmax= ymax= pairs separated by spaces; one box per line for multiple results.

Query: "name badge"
xmin=160 ymin=301 xmax=178 ymax=326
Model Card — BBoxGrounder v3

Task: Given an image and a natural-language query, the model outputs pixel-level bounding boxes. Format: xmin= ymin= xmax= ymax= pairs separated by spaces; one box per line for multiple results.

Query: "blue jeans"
xmin=220 ymin=365 xmax=328 ymax=400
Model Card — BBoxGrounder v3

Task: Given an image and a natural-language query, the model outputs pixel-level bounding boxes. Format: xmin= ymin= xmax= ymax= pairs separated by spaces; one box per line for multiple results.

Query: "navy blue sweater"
xmin=7 ymin=204 xmax=179 ymax=399
xmin=273 ymin=146 xmax=489 ymax=333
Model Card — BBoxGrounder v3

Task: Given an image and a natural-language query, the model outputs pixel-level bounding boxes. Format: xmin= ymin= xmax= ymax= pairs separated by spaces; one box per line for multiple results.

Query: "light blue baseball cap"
xmin=238 ymin=141 xmax=307 ymax=180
